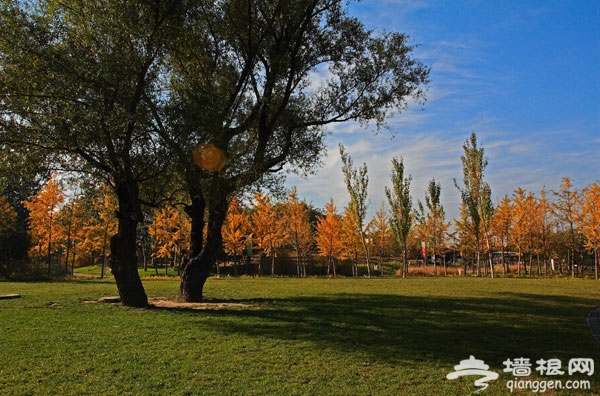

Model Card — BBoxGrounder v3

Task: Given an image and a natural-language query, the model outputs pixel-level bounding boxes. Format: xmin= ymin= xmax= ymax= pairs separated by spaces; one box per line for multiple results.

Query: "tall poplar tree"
xmin=386 ymin=157 xmax=413 ymax=278
xmin=339 ymin=144 xmax=371 ymax=277
xmin=454 ymin=133 xmax=493 ymax=277
xmin=417 ymin=179 xmax=449 ymax=276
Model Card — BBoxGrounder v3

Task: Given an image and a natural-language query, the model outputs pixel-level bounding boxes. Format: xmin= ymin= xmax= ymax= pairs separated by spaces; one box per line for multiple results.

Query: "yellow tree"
xmin=490 ymin=195 xmax=513 ymax=274
xmin=150 ymin=205 xmax=190 ymax=271
xmin=577 ymin=182 xmax=600 ymax=280
xmin=512 ymin=187 xmax=535 ymax=276
xmin=552 ymin=177 xmax=580 ymax=277
xmin=79 ymin=188 xmax=118 ymax=278
xmin=369 ymin=202 xmax=392 ymax=276
xmin=531 ymin=188 xmax=553 ymax=276
xmin=454 ymin=202 xmax=477 ymax=275
xmin=282 ymin=188 xmax=313 ymax=277
xmin=23 ymin=176 xmax=64 ymax=273
xmin=340 ymin=202 xmax=363 ymax=277
xmin=251 ymin=191 xmax=287 ymax=276
xmin=222 ymin=197 xmax=250 ymax=276
xmin=315 ymin=198 xmax=342 ymax=276
xmin=340 ymin=145 xmax=371 ymax=277
xmin=416 ymin=179 xmax=450 ymax=276
xmin=58 ymin=197 xmax=88 ymax=275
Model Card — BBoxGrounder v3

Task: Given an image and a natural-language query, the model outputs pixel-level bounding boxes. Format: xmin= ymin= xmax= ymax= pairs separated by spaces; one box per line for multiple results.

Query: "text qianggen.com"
xmin=506 ymin=378 xmax=591 ymax=393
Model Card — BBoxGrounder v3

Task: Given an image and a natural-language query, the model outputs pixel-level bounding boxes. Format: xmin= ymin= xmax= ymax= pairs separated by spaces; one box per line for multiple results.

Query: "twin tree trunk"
xmin=109 ymin=177 xmax=230 ymax=306
xmin=179 ymin=187 xmax=229 ymax=302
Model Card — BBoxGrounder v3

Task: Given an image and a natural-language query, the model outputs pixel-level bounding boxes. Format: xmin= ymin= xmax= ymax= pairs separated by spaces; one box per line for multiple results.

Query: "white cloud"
xmin=286 ymin=127 xmax=466 ymax=219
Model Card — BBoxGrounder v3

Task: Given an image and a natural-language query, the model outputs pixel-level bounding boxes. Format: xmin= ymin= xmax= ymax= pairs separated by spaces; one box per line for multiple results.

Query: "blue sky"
xmin=286 ymin=0 xmax=600 ymax=221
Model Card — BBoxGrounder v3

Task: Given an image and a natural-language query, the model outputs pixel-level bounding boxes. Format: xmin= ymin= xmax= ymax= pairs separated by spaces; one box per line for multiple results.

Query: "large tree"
xmin=0 ymin=0 xmax=182 ymax=306
xmin=161 ymin=0 xmax=429 ymax=301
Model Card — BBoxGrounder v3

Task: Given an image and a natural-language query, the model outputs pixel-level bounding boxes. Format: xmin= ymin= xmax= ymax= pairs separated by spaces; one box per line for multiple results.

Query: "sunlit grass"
xmin=73 ymin=264 xmax=179 ymax=278
xmin=0 ymin=277 xmax=598 ymax=395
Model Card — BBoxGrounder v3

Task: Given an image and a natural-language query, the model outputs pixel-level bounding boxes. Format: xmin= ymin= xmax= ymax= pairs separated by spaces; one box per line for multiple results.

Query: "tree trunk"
xmin=476 ymin=238 xmax=482 ymax=277
xmin=71 ymin=243 xmax=76 ymax=276
xmin=109 ymin=179 xmax=148 ymax=308
xmin=65 ymin=206 xmax=72 ymax=274
xmin=361 ymin=236 xmax=371 ymax=278
xmin=517 ymin=247 xmax=522 ymax=276
xmin=141 ymin=236 xmax=148 ymax=271
xmin=402 ymin=243 xmax=408 ymax=278
xmin=101 ymin=225 xmax=108 ymax=279
xmin=432 ymin=246 xmax=437 ymax=276
xmin=180 ymin=190 xmax=206 ymax=301
xmin=332 ymin=257 xmax=337 ymax=276
xmin=595 ymin=248 xmax=598 ymax=281
xmin=443 ymin=255 xmax=447 ymax=276
xmin=180 ymin=190 xmax=227 ymax=302
xmin=271 ymin=254 xmax=275 ymax=276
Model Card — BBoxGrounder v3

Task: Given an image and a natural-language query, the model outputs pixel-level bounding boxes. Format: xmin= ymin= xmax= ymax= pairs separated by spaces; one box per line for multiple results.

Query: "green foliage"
xmin=386 ymin=156 xmax=413 ymax=277
xmin=454 ymin=133 xmax=493 ymax=276
xmin=339 ymin=144 xmax=371 ymax=275
xmin=339 ymin=144 xmax=369 ymax=229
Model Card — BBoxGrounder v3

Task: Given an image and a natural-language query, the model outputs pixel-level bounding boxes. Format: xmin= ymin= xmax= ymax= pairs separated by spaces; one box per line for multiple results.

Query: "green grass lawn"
xmin=0 ymin=277 xmax=599 ymax=395
xmin=73 ymin=264 xmax=179 ymax=278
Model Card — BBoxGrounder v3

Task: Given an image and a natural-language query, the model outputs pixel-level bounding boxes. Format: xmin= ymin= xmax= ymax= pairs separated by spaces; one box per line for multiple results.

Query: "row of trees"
xmin=3 ymin=176 xmax=192 ymax=278
xmin=7 ymin=139 xmax=598 ymax=281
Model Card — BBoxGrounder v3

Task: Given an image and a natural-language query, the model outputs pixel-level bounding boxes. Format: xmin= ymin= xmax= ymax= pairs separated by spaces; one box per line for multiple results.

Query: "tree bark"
xmin=180 ymin=189 xmax=228 ymax=302
xmin=595 ymin=248 xmax=598 ymax=281
xmin=109 ymin=180 xmax=148 ymax=308
xmin=402 ymin=244 xmax=408 ymax=278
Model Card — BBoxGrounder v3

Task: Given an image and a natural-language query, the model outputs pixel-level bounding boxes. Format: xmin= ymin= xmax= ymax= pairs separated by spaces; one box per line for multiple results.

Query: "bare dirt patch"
xmin=0 ymin=294 xmax=21 ymax=300
xmin=149 ymin=297 xmax=255 ymax=310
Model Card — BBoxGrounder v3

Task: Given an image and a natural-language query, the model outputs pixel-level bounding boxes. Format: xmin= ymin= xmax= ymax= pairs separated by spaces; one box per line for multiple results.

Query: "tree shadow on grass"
xmin=186 ymin=292 xmax=599 ymax=368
